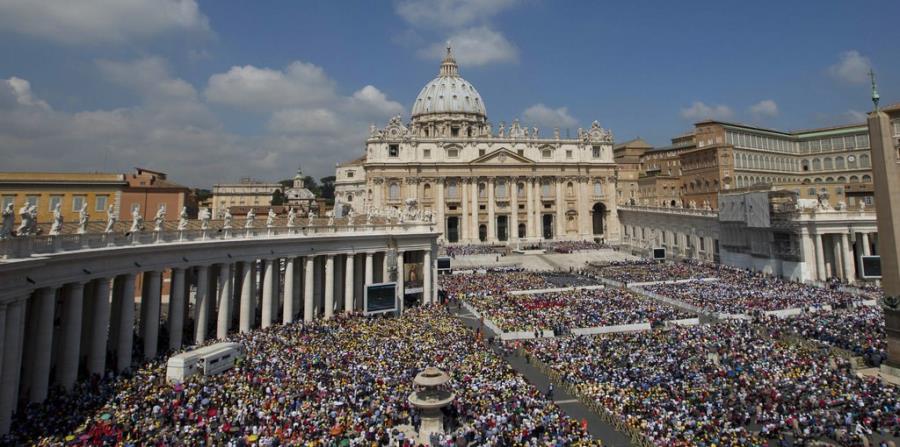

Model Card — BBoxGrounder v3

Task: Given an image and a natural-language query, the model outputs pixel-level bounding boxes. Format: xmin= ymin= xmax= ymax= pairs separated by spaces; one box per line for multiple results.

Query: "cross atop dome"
xmin=439 ymin=41 xmax=459 ymax=77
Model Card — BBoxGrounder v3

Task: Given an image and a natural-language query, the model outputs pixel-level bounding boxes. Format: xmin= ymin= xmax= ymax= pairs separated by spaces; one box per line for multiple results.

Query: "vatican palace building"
xmin=337 ymin=46 xmax=619 ymax=245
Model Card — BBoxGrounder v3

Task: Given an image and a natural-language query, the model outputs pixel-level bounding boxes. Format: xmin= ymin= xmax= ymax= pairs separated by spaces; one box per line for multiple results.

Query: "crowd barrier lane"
xmin=508 ymin=284 xmax=608 ymax=296
xmin=626 ymin=277 xmax=718 ymax=288
xmin=570 ymin=323 xmax=650 ymax=336
xmin=665 ymin=318 xmax=700 ymax=327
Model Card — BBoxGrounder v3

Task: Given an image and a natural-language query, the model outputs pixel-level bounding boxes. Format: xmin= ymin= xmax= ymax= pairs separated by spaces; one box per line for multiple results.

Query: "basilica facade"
xmin=336 ymin=47 xmax=619 ymax=244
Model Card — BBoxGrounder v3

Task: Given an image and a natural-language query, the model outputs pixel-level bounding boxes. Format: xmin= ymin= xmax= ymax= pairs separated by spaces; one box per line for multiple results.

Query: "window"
xmin=541 ymin=181 xmax=552 ymax=197
xmin=517 ymin=149 xmax=524 ymax=156
xmin=447 ymin=148 xmax=459 ymax=158
xmin=566 ymin=182 xmax=574 ymax=196
xmin=542 ymin=149 xmax=552 ymax=159
xmin=388 ymin=144 xmax=399 ymax=157
xmin=388 ymin=182 xmax=400 ymax=200
xmin=496 ymin=180 xmax=507 ymax=198
xmin=423 ymin=184 xmax=432 ymax=199
xmin=517 ymin=182 xmax=525 ymax=198
xmin=835 ymin=156 xmax=845 ymax=170
xmin=423 ymin=149 xmax=431 ymax=159
xmin=347 ymin=170 xmax=354 ymax=178
xmin=478 ymin=183 xmax=486 ymax=198
xmin=447 ymin=181 xmax=458 ymax=199
xmin=859 ymin=154 xmax=870 ymax=168
xmin=451 ymin=126 xmax=459 ymax=137
xmin=862 ymin=174 xmax=872 ymax=182
xmin=25 ymin=195 xmax=39 ymax=208
xmin=1 ymin=195 xmax=14 ymax=209
xmin=48 ymin=195 xmax=62 ymax=212
xmin=592 ymin=146 xmax=601 ymax=158
xmin=479 ymin=149 xmax=486 ymax=157
xmin=566 ymin=150 xmax=573 ymax=159
xmin=347 ymin=194 xmax=353 ymax=202
xmin=72 ymin=195 xmax=86 ymax=212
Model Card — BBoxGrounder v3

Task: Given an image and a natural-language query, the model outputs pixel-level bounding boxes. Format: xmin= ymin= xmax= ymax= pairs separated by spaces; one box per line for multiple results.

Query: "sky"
xmin=1 ymin=0 xmax=898 ymax=187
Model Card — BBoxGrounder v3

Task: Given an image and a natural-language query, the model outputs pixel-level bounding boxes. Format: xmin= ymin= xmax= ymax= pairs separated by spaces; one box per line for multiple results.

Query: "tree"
xmin=320 ymin=175 xmax=336 ymax=201
xmin=270 ymin=189 xmax=285 ymax=206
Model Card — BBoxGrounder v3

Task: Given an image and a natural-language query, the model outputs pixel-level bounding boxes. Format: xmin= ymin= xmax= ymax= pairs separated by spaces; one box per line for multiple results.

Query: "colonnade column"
xmin=29 ymin=288 xmax=55 ymax=402
xmin=0 ymin=299 xmax=26 ymax=434
xmin=344 ymin=254 xmax=355 ymax=314
xmin=510 ymin=178 xmax=519 ymax=242
xmin=814 ymin=234 xmax=826 ymax=281
xmin=283 ymin=257 xmax=295 ymax=324
xmin=194 ymin=266 xmax=209 ymax=344
xmin=169 ymin=268 xmax=186 ymax=350
xmin=261 ymin=259 xmax=275 ymax=328
xmin=143 ymin=271 xmax=161 ymax=359
xmin=239 ymin=261 xmax=254 ymax=332
xmin=841 ymin=233 xmax=855 ymax=283
xmin=117 ymin=273 xmax=136 ymax=372
xmin=397 ymin=251 xmax=405 ymax=313
xmin=304 ymin=257 xmax=315 ymax=322
xmin=555 ymin=179 xmax=565 ymax=240
xmin=324 ymin=256 xmax=335 ymax=319
xmin=471 ymin=178 xmax=480 ymax=242
xmin=59 ymin=283 xmax=84 ymax=390
xmin=423 ymin=249 xmax=432 ymax=305
xmin=87 ymin=277 xmax=111 ymax=375
xmin=487 ymin=178 xmax=496 ymax=242
xmin=457 ymin=178 xmax=471 ymax=242
xmin=525 ymin=177 xmax=534 ymax=239
xmin=216 ymin=264 xmax=232 ymax=339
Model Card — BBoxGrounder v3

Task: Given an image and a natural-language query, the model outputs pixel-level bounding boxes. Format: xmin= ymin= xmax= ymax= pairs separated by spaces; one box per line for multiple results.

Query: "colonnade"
xmin=809 ymin=230 xmax=878 ymax=283
xmin=0 ymin=243 xmax=439 ymax=434
xmin=622 ymin=224 xmax=718 ymax=262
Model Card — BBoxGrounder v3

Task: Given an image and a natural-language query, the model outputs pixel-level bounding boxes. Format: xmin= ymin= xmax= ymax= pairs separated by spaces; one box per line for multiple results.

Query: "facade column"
xmin=216 ymin=263 xmax=232 ymax=339
xmin=87 ymin=277 xmax=112 ymax=376
xmin=510 ymin=178 xmax=519 ymax=242
xmin=525 ymin=177 xmax=534 ymax=239
xmin=29 ymin=288 xmax=55 ymax=402
xmin=397 ymin=251 xmax=405 ymax=313
xmin=117 ymin=273 xmax=136 ymax=372
xmin=59 ymin=283 xmax=84 ymax=390
xmin=168 ymin=268 xmax=186 ymax=350
xmin=344 ymin=254 xmax=355 ymax=313
xmin=283 ymin=257 xmax=295 ymax=324
xmin=423 ymin=249 xmax=433 ymax=305
xmin=239 ymin=261 xmax=254 ymax=332
xmin=534 ymin=178 xmax=543 ymax=238
xmin=381 ymin=252 xmax=389 ymax=282
xmin=832 ymin=236 xmax=843 ymax=280
xmin=579 ymin=177 xmax=591 ymax=237
xmin=304 ymin=257 xmax=315 ymax=322
xmin=324 ymin=256 xmax=335 ymax=319
xmin=460 ymin=179 xmax=469 ymax=242
xmin=556 ymin=178 xmax=565 ymax=240
xmin=814 ymin=233 xmax=826 ymax=281
xmin=841 ymin=233 xmax=855 ymax=283
xmin=471 ymin=178 xmax=480 ymax=242
xmin=143 ymin=271 xmax=161 ymax=359
xmin=487 ymin=177 xmax=496 ymax=242
xmin=436 ymin=180 xmax=445 ymax=241
xmin=261 ymin=259 xmax=275 ymax=328
xmin=194 ymin=266 xmax=209 ymax=344
xmin=862 ymin=232 xmax=872 ymax=256
xmin=365 ymin=252 xmax=374 ymax=285
xmin=0 ymin=299 xmax=26 ymax=434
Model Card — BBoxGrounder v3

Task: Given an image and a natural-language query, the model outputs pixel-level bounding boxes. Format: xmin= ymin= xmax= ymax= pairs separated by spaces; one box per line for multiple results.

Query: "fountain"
xmin=407 ymin=366 xmax=456 ymax=439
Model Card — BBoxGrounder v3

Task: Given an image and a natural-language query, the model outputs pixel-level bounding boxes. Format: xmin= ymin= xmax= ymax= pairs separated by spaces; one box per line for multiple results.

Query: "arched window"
xmin=812 ymin=158 xmax=821 ymax=171
xmin=824 ymin=157 xmax=833 ymax=170
xmin=802 ymin=159 xmax=810 ymax=171
xmin=423 ymin=183 xmax=432 ymax=199
xmin=837 ymin=176 xmax=846 ymax=183
xmin=389 ymin=182 xmax=400 ymax=200
xmin=814 ymin=178 xmax=823 ymax=183
xmin=849 ymin=175 xmax=859 ymax=183
xmin=862 ymin=174 xmax=872 ymax=182
xmin=478 ymin=182 xmax=486 ymax=198
xmin=825 ymin=177 xmax=835 ymax=183
xmin=848 ymin=155 xmax=858 ymax=168
xmin=859 ymin=154 xmax=870 ymax=168
xmin=517 ymin=182 xmax=525 ymax=198
xmin=835 ymin=156 xmax=845 ymax=170
xmin=347 ymin=194 xmax=353 ymax=202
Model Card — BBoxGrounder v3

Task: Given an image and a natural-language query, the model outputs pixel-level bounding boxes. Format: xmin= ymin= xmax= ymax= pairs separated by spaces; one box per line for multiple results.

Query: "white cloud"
xmin=0 ymin=0 xmax=210 ymax=44
xmin=521 ymin=103 xmax=577 ymax=129
xmin=749 ymin=99 xmax=779 ymax=119
xmin=680 ymin=101 xmax=734 ymax=121
xmin=395 ymin=0 xmax=517 ymax=28
xmin=1 ymin=59 xmax=405 ymax=186
xmin=828 ymin=50 xmax=871 ymax=84
xmin=846 ymin=109 xmax=867 ymax=122
xmin=419 ymin=26 xmax=518 ymax=66
xmin=205 ymin=61 xmax=337 ymax=110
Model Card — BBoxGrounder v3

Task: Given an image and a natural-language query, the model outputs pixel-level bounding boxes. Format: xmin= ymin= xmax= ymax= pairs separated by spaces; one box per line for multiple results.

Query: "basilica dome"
xmin=410 ymin=46 xmax=487 ymax=119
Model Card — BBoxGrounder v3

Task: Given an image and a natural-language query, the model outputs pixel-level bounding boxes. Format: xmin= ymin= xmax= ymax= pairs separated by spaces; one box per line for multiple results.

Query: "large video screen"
xmin=437 ymin=256 xmax=451 ymax=270
xmin=365 ymin=282 xmax=397 ymax=314
xmin=653 ymin=248 xmax=666 ymax=259
xmin=861 ymin=256 xmax=881 ymax=279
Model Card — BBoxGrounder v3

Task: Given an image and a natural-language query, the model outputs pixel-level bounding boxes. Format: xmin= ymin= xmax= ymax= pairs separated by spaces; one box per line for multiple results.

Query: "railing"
xmin=618 ymin=205 xmax=718 ymax=218
xmin=0 ymin=220 xmax=435 ymax=260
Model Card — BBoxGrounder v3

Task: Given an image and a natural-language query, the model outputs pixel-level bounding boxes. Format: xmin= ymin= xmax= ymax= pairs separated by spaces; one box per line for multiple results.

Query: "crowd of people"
xmin=441 ymin=244 xmax=507 ymax=257
xmin=587 ymin=259 xmax=723 ymax=284
xmin=465 ymin=288 xmax=694 ymax=333
xmin=545 ymin=241 xmax=612 ymax=254
xmin=9 ymin=306 xmax=598 ymax=446
xmin=523 ymin=321 xmax=900 ymax=446
xmin=766 ymin=305 xmax=888 ymax=366
xmin=641 ymin=267 xmax=857 ymax=314
xmin=441 ymin=271 xmax=559 ymax=297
